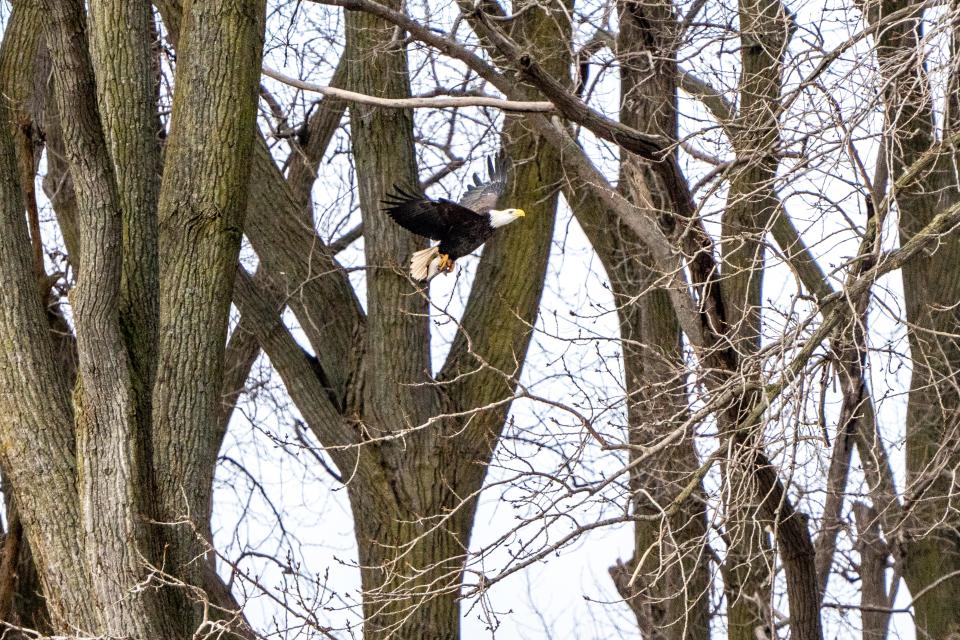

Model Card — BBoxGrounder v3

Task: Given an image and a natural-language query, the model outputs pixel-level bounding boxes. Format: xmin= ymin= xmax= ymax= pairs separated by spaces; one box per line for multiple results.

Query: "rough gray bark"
xmin=39 ymin=0 xmax=176 ymax=633
xmin=0 ymin=4 xmax=98 ymax=629
xmin=5 ymin=0 xmax=958 ymax=637
xmin=332 ymin=0 xmax=564 ymax=635
xmin=0 ymin=0 xmax=267 ymax=635
xmin=147 ymin=0 xmax=566 ymax=637
xmin=151 ymin=1 xmax=266 ymax=632
xmin=88 ymin=0 xmax=163 ymax=489
xmin=854 ymin=502 xmax=892 ymax=640
xmin=714 ymin=0 xmax=791 ymax=635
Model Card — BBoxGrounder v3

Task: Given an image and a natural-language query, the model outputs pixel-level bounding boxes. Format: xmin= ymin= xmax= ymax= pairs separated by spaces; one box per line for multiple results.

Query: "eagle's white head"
xmin=488 ymin=208 xmax=526 ymax=228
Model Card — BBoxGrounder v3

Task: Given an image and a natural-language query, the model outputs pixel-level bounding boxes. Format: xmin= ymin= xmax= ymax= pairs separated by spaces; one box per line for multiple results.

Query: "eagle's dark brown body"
xmin=382 ymin=187 xmax=495 ymax=261
xmin=380 ymin=156 xmax=523 ymax=280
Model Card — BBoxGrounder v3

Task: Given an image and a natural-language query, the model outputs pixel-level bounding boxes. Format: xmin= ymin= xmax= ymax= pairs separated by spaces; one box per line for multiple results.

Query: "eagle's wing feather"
xmin=382 ymin=187 xmax=485 ymax=241
xmin=458 ymin=152 xmax=507 ymax=214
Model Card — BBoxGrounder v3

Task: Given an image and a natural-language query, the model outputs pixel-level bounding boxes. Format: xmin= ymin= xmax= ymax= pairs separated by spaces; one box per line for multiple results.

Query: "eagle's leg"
xmin=437 ymin=253 xmax=455 ymax=272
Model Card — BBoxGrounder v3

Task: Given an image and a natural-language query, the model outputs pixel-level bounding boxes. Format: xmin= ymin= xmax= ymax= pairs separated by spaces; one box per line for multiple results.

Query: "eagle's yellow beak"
xmin=514 ymin=209 xmax=526 ymax=218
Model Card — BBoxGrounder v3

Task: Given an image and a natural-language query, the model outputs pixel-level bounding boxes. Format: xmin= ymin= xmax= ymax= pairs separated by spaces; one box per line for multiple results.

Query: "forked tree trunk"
xmin=339 ymin=0 xmax=568 ymax=636
xmin=573 ymin=1 xmax=712 ymax=637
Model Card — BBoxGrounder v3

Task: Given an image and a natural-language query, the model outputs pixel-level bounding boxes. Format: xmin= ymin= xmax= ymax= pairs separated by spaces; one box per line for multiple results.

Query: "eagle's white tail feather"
xmin=410 ymin=246 xmax=440 ymax=281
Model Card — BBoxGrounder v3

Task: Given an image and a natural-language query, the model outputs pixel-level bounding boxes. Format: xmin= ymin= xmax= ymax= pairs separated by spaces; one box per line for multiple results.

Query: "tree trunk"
xmin=339 ymin=0 xmax=567 ymax=635
xmin=151 ymin=0 xmax=266 ymax=632
xmin=869 ymin=0 xmax=960 ymax=632
xmin=580 ymin=1 xmax=712 ymax=636
xmin=348 ymin=472 xmax=474 ymax=639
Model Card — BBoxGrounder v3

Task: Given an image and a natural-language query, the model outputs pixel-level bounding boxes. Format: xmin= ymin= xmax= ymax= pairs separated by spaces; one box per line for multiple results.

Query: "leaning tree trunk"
xmin=715 ymin=0 xmax=790 ymax=635
xmin=871 ymin=0 xmax=960 ymax=634
xmin=571 ymin=0 xmax=712 ymax=637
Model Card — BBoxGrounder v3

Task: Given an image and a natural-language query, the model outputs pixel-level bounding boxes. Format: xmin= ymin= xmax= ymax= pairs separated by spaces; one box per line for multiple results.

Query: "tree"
xmin=1 ymin=0 xmax=265 ymax=636
xmin=2 ymin=0 xmax=960 ymax=638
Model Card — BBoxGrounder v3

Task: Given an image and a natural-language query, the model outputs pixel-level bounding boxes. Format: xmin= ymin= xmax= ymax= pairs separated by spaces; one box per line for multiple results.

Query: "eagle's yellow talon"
xmin=438 ymin=253 xmax=454 ymax=272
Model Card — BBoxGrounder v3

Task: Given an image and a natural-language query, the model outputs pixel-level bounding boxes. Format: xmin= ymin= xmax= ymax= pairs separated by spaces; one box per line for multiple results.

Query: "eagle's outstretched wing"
xmin=382 ymin=187 xmax=486 ymax=241
xmin=458 ymin=152 xmax=507 ymax=214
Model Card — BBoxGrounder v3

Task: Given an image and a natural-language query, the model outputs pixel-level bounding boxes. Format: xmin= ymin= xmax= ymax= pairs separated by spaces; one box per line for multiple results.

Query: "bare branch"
xmin=263 ymin=66 xmax=556 ymax=112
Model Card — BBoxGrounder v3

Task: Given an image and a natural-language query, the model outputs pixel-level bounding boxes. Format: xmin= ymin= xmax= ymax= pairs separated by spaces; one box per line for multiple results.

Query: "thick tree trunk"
xmin=343 ymin=2 xmax=448 ymax=632
xmin=0 ymin=28 xmax=100 ymax=640
xmin=3 ymin=0 xmax=266 ymax=634
xmin=339 ymin=0 xmax=566 ymax=636
xmin=151 ymin=0 xmax=266 ymax=632
xmin=87 ymin=0 xmax=163 ymax=538
xmin=349 ymin=477 xmax=473 ymax=639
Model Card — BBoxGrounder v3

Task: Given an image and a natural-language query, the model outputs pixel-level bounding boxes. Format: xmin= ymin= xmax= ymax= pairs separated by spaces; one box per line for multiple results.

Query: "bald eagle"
xmin=382 ymin=156 xmax=525 ymax=281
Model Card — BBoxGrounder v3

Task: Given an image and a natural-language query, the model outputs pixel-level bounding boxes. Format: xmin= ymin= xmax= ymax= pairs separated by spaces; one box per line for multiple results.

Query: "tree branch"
xmin=246 ymin=136 xmax=366 ymax=405
xmin=438 ymin=1 xmax=567 ymax=454
xmin=285 ymin=57 xmax=350 ymax=213
xmin=329 ymin=223 xmax=363 ymax=254
xmin=233 ymin=268 xmax=357 ymax=456
xmin=678 ymin=70 xmax=734 ymax=125
xmin=263 ymin=66 xmax=555 ymax=112
xmin=220 ymin=269 xmax=275 ymax=433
